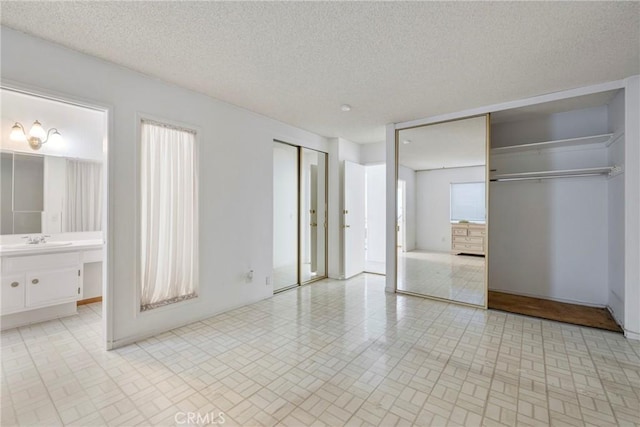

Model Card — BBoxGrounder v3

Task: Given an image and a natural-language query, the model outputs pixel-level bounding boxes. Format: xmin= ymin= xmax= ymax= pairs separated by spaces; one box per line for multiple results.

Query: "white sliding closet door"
xmin=344 ymin=161 xmax=365 ymax=278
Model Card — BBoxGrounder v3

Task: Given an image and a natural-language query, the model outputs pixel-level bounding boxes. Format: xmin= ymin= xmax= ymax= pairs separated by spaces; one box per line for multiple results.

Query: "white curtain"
xmin=140 ymin=121 xmax=198 ymax=311
xmin=65 ymin=160 xmax=103 ymax=232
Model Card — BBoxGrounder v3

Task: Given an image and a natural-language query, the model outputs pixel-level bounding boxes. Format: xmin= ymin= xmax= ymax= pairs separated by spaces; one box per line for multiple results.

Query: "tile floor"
xmin=398 ymin=251 xmax=485 ymax=306
xmin=2 ymin=274 xmax=639 ymax=426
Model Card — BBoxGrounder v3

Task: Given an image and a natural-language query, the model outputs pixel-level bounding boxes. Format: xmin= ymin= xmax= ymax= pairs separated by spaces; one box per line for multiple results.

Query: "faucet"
xmin=22 ymin=235 xmax=51 ymax=244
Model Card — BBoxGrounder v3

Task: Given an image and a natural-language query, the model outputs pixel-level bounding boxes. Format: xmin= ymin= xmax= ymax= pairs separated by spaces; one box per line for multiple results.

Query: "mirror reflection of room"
xmin=396 ymin=115 xmax=488 ymax=306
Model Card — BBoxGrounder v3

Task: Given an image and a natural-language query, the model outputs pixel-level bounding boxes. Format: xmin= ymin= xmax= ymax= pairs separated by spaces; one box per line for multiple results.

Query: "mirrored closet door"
xmin=300 ymin=148 xmax=327 ymax=283
xmin=272 ymin=141 xmax=328 ymax=293
xmin=396 ymin=115 xmax=489 ymax=307
xmin=273 ymin=141 xmax=299 ymax=291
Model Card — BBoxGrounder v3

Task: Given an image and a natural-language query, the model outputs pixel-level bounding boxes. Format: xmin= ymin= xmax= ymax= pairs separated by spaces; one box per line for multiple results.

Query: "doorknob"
xmin=343 ymin=225 xmax=350 ymax=228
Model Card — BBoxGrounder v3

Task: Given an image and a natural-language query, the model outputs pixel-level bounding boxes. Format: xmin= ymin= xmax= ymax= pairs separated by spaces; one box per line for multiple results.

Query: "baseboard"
xmin=77 ymin=296 xmax=102 ymax=306
xmin=108 ymin=294 xmax=271 ymax=350
xmin=624 ymin=329 xmax=640 ymax=340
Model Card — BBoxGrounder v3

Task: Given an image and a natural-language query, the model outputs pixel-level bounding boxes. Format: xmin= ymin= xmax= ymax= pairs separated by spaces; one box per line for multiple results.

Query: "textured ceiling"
xmin=398 ymin=116 xmax=486 ymax=171
xmin=1 ymin=2 xmax=638 ymax=143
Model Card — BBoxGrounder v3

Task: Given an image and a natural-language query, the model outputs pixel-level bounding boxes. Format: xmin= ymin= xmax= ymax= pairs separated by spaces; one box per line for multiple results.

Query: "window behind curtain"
xmin=140 ymin=120 xmax=198 ymax=311
xmin=450 ymin=182 xmax=485 ymax=223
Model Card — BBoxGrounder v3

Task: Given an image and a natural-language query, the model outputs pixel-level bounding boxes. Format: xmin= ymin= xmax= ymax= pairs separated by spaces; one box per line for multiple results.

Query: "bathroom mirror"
xmin=396 ymin=115 xmax=489 ymax=307
xmin=0 ymin=150 xmax=103 ymax=235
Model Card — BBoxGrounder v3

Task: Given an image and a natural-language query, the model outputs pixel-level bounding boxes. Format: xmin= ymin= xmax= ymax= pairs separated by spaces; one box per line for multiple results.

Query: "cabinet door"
xmin=26 ymin=267 xmax=80 ymax=308
xmin=1 ymin=274 xmax=26 ymax=314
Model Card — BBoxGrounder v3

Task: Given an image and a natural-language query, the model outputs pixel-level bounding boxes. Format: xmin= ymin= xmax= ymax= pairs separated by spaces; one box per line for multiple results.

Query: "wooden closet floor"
xmin=488 ymin=291 xmax=623 ymax=333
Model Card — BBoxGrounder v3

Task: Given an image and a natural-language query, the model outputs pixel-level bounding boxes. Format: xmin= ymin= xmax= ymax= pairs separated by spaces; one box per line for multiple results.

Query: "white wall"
xmin=360 ymin=141 xmax=385 ymax=164
xmin=365 ymin=164 xmax=386 ymax=264
xmin=415 ymin=166 xmax=485 ymax=252
xmin=608 ymin=90 xmax=625 ymax=325
xmin=83 ymin=262 xmax=102 ymax=299
xmin=624 ymin=75 xmax=640 ymax=339
xmin=1 ymin=27 xmax=330 ymax=348
xmin=328 ymin=138 xmax=340 ymax=278
xmin=489 ymin=178 xmax=609 ymax=306
xmin=491 ymin=105 xmax=609 ymax=148
xmin=398 ymin=165 xmax=416 ymax=252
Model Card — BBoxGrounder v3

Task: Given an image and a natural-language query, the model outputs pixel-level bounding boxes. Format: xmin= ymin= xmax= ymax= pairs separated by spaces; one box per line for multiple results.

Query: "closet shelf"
xmin=491 ymin=166 xmax=619 ymax=182
xmin=491 ymin=133 xmax=614 ymax=155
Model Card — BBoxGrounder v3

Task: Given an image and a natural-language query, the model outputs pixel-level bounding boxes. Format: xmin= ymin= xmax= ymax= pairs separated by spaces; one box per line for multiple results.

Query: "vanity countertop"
xmin=0 ymin=239 xmax=104 ymax=257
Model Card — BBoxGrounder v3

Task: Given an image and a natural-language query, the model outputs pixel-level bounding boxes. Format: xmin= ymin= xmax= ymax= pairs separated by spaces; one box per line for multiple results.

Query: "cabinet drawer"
xmin=26 ymin=267 xmax=80 ymax=308
xmin=453 ymin=236 xmax=483 ymax=244
xmin=453 ymin=243 xmax=484 ymax=253
xmin=468 ymin=228 xmax=486 ymax=237
xmin=1 ymin=274 xmax=25 ymax=314
xmin=452 ymin=228 xmax=468 ymax=236
xmin=3 ymin=252 xmax=81 ymax=273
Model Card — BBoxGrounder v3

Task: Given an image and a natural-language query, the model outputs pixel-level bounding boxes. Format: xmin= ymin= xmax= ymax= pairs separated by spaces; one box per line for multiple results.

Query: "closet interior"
xmin=488 ymin=89 xmax=625 ymax=332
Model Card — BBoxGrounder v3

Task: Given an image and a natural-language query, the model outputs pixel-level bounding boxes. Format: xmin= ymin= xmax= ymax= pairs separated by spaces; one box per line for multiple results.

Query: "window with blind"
xmin=140 ymin=120 xmax=198 ymax=311
xmin=450 ymin=182 xmax=485 ymax=223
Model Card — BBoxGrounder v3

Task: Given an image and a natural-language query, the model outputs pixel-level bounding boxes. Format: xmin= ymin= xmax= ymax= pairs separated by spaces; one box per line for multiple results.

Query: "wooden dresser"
xmin=451 ymin=223 xmax=486 ymax=255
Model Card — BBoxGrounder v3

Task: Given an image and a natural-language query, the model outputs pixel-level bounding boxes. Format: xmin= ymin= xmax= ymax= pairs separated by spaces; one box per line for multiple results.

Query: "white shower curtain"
xmin=140 ymin=121 xmax=198 ymax=311
xmin=65 ymin=160 xmax=103 ymax=232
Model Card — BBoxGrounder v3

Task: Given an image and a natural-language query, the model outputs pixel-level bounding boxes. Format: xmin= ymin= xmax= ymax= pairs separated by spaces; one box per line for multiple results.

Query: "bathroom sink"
xmin=0 ymin=241 xmax=73 ymax=251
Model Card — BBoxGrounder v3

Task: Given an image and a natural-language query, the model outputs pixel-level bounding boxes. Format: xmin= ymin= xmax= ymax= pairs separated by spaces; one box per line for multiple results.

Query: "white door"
xmin=344 ymin=161 xmax=365 ymax=278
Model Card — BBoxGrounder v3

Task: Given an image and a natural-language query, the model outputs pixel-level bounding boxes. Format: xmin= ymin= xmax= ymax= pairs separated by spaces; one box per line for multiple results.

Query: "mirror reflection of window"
xmin=450 ymin=182 xmax=486 ymax=223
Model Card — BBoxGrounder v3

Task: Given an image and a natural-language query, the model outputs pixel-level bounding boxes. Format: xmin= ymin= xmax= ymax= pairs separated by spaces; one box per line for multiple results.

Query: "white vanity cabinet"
xmin=1 ymin=251 xmax=82 ymax=315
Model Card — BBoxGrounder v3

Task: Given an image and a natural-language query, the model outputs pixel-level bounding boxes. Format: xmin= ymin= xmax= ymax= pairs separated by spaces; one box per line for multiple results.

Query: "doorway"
xmin=364 ymin=164 xmax=386 ymax=275
xmin=0 ymin=85 xmax=111 ymax=346
xmin=272 ymin=141 xmax=328 ymax=292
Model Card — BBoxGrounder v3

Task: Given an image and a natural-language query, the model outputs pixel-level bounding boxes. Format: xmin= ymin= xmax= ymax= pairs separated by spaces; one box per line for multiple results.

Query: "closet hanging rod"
xmin=490 ymin=166 xmax=619 ymax=182
xmin=491 ymin=173 xmax=605 ymax=182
